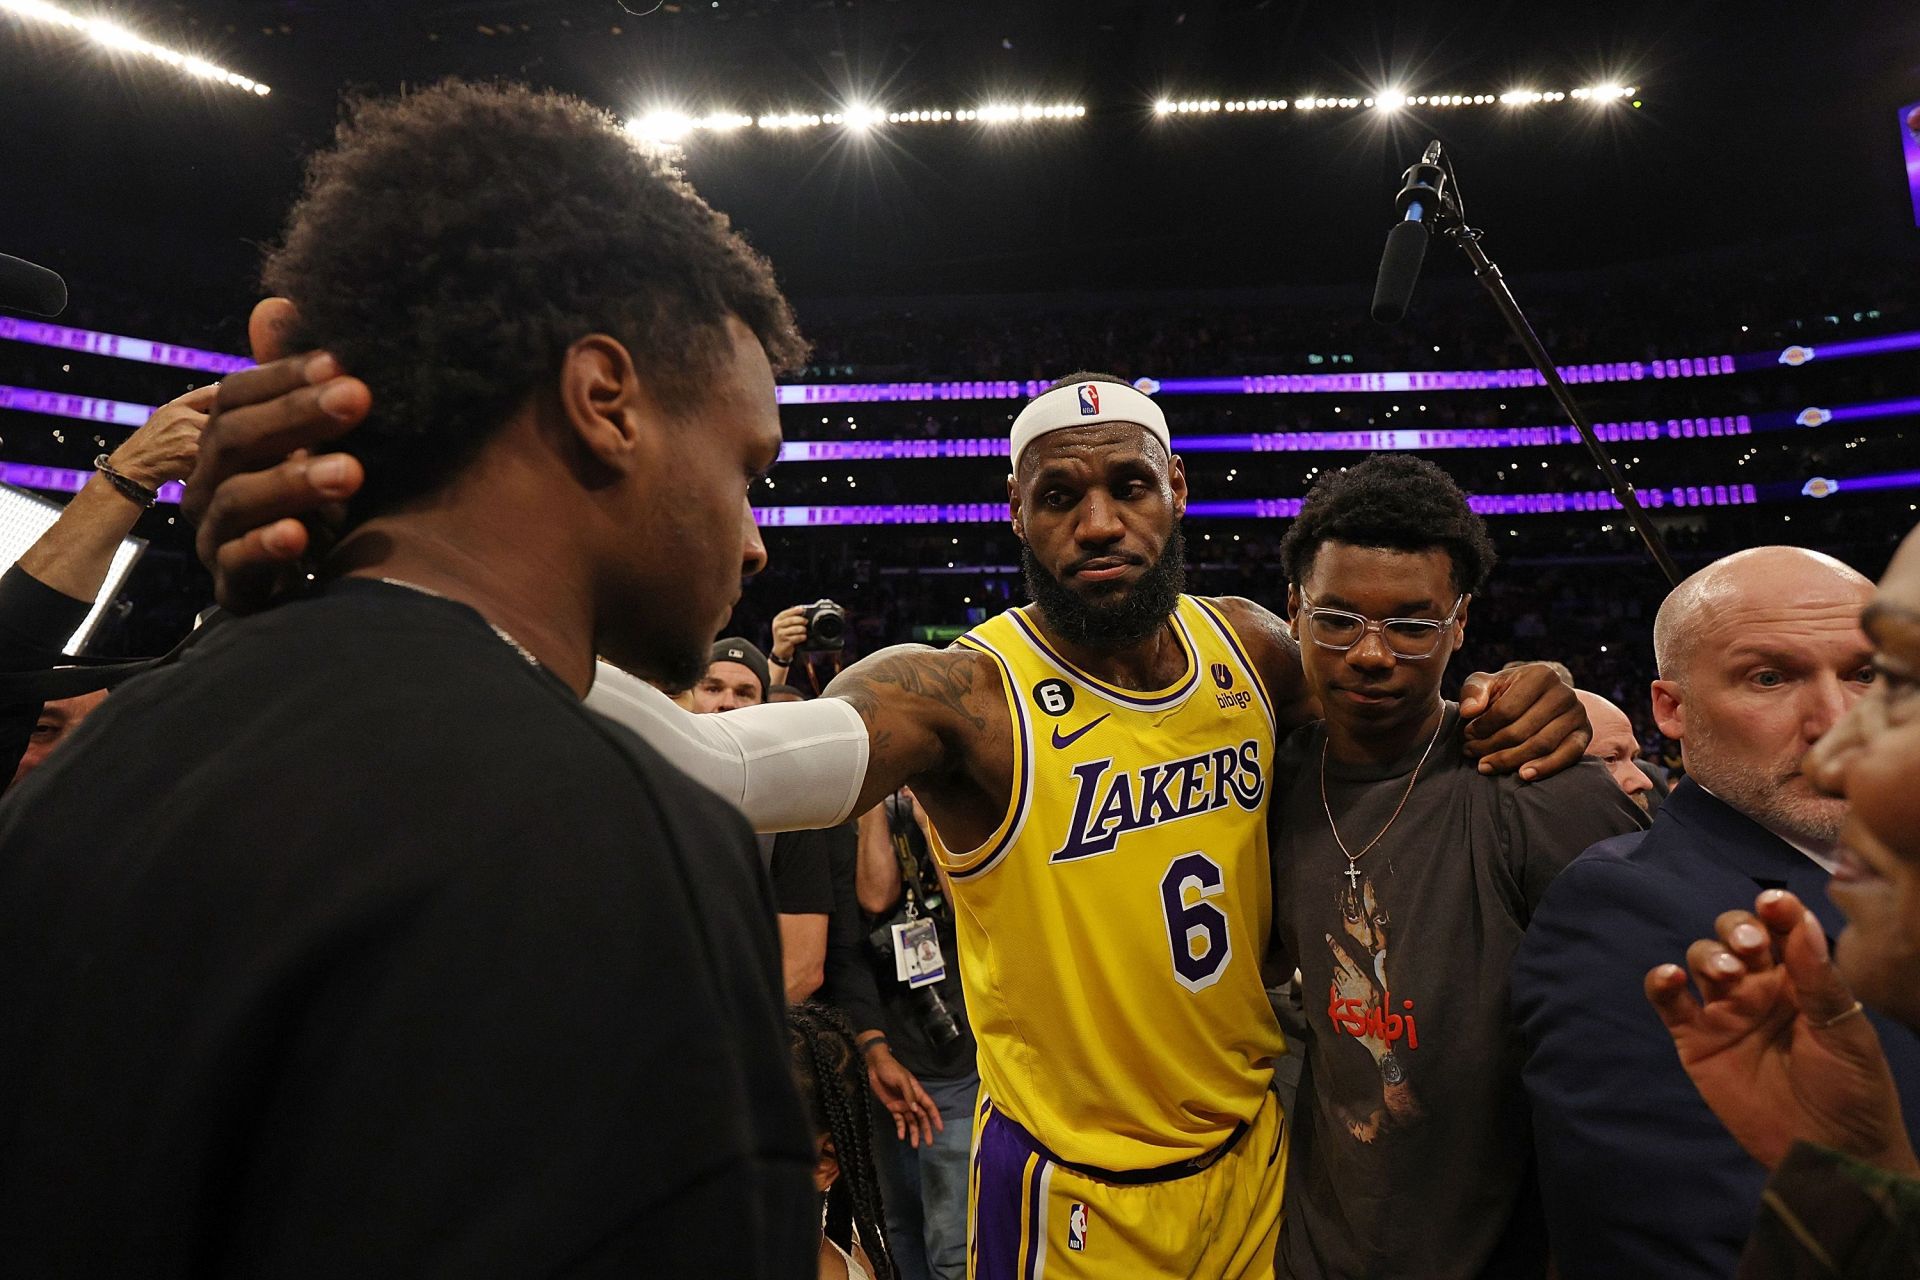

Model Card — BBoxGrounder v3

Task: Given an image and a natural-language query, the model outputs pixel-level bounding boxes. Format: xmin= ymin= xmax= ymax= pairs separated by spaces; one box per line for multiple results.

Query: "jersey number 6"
xmin=1161 ymin=852 xmax=1231 ymax=993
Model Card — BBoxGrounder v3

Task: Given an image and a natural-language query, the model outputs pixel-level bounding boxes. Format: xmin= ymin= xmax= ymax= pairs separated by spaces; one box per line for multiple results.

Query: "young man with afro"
xmin=1266 ymin=454 xmax=1646 ymax=1280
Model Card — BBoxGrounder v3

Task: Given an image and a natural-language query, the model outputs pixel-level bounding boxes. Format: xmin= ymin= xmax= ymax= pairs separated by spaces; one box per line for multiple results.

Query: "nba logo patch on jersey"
xmin=1068 ymin=1202 xmax=1089 ymax=1252
xmin=1078 ymin=384 xmax=1100 ymax=415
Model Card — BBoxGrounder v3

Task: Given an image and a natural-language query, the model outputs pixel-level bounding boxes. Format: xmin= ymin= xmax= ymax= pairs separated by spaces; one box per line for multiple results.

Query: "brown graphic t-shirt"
xmin=1270 ymin=703 xmax=1646 ymax=1280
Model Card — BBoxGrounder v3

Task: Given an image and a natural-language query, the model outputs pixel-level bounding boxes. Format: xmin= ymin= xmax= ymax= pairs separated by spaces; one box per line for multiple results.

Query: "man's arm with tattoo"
xmin=824 ymin=644 xmax=1002 ymax=814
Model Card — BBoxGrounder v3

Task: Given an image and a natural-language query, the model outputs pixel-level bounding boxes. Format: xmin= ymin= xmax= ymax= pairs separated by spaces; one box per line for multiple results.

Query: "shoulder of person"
xmin=1271 ymin=718 xmax=1321 ymax=779
xmin=1522 ymin=835 xmax=1679 ymax=944
xmin=1490 ymin=753 xmax=1647 ymax=813
xmin=1201 ymin=594 xmax=1293 ymax=654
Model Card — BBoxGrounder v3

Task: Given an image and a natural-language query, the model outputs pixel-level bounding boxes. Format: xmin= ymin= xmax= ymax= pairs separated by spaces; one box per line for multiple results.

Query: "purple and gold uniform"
xmin=928 ymin=596 xmax=1289 ymax=1279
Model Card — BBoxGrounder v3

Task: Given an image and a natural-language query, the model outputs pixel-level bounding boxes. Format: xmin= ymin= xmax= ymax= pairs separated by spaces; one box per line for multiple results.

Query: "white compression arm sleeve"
xmin=583 ymin=660 xmax=871 ymax=832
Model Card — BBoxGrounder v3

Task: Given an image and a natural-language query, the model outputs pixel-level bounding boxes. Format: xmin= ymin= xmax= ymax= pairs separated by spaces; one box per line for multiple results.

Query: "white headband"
xmin=1009 ymin=380 xmax=1171 ymax=471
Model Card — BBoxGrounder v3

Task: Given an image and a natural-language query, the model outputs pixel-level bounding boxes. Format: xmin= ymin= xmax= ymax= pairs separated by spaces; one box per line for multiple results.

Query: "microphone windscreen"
xmin=1370 ymin=221 xmax=1429 ymax=325
xmin=0 ymin=253 xmax=68 ymax=318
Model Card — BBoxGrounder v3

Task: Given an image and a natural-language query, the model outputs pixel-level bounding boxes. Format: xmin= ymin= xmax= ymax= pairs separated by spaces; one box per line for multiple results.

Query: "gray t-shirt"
xmin=1271 ymin=703 xmax=1646 ymax=1280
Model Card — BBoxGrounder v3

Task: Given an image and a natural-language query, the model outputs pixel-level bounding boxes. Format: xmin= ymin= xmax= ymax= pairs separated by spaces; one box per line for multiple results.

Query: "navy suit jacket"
xmin=1513 ymin=780 xmax=1920 ymax=1280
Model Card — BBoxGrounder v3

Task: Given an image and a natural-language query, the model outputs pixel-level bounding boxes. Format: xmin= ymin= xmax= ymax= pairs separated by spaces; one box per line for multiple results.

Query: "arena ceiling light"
xmin=0 ymin=0 xmax=270 ymax=95
xmin=1155 ymin=86 xmax=1639 ymax=117
xmin=627 ymin=99 xmax=1083 ymax=141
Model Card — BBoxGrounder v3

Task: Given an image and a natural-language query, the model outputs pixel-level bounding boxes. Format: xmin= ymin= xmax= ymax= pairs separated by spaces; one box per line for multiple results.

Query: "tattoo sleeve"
xmin=826 ymin=646 xmax=993 ymax=786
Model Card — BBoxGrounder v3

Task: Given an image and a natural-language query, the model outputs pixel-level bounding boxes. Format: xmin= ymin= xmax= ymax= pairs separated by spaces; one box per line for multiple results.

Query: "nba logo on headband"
xmin=1077 ymin=384 xmax=1099 ymax=415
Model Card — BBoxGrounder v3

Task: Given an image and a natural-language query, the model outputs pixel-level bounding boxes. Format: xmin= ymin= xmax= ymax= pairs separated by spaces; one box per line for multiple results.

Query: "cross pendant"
xmin=1344 ymin=863 xmax=1361 ymax=891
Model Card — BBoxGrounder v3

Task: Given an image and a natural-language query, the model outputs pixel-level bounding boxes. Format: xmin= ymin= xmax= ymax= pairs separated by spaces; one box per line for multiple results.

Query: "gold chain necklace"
xmin=1320 ymin=709 xmax=1448 ymax=892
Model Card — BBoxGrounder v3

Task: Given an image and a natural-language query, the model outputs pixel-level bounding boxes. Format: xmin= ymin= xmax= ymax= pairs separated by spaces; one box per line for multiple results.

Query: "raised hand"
xmin=1644 ymin=889 xmax=1919 ymax=1174
xmin=182 ymin=297 xmax=370 ymax=613
xmin=110 ymin=382 xmax=217 ymax=490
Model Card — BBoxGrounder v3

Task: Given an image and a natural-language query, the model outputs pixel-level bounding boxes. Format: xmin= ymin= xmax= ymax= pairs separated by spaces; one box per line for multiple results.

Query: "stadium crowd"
xmin=0 ymin=78 xmax=1917 ymax=1280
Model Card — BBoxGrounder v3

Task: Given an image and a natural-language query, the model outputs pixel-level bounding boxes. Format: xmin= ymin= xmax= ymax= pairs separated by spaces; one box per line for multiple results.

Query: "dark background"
xmin=2 ymin=0 xmax=1917 ymax=310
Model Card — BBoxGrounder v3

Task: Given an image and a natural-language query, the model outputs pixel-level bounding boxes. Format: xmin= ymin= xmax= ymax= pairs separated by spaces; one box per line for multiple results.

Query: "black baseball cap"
xmin=708 ymin=638 xmax=770 ymax=700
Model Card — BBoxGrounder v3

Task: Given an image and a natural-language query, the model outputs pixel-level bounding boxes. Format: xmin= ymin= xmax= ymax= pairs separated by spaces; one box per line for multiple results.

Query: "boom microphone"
xmin=1370 ymin=141 xmax=1448 ymax=324
xmin=0 ymin=253 xmax=68 ymax=317
xmin=1371 ymin=222 xmax=1430 ymax=324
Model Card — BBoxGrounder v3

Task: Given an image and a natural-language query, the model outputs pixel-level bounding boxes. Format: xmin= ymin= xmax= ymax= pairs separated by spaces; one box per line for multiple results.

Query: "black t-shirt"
xmin=1270 ymin=704 xmax=1647 ymax=1280
xmin=769 ymin=825 xmax=840 ymax=917
xmin=818 ymin=816 xmax=977 ymax=1082
xmin=0 ymin=579 xmax=815 ymax=1278
xmin=0 ymin=563 xmax=92 ymax=787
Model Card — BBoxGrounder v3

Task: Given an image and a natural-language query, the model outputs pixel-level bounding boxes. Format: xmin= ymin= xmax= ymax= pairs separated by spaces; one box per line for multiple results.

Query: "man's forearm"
xmin=17 ymin=474 xmax=144 ymax=605
xmin=856 ymin=804 xmax=903 ymax=915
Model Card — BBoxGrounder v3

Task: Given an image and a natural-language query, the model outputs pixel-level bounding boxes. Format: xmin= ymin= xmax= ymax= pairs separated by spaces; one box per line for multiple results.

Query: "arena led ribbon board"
xmin=6 ymin=313 xmax=1918 ymax=398
xmin=0 ymin=482 xmax=143 ymax=653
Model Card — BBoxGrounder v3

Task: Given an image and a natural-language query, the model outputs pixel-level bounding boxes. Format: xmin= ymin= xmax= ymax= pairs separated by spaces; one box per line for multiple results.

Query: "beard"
xmin=1687 ymin=714 xmax=1848 ymax=849
xmin=1021 ymin=525 xmax=1187 ymax=651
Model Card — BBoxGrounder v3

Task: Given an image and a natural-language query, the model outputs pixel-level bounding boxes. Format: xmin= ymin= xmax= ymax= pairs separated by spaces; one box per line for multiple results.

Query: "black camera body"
xmin=801 ymin=598 xmax=848 ymax=651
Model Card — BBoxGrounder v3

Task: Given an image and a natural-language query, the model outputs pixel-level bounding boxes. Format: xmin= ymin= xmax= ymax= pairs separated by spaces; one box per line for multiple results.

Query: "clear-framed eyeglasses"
xmin=1297 ymin=590 xmax=1466 ymax=660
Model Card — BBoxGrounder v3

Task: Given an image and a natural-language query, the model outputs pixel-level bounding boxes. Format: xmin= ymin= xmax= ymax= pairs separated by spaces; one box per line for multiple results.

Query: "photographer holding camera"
xmin=822 ymin=787 xmax=979 ymax=1280
xmin=767 ymin=599 xmax=849 ymax=697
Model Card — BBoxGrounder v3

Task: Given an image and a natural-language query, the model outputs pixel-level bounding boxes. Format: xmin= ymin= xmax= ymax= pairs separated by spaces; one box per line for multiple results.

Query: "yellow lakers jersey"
xmin=928 ymin=595 xmax=1286 ymax=1170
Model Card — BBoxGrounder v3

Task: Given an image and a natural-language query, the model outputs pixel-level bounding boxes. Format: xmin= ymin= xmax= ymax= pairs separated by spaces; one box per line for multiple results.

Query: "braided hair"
xmin=788 ymin=1002 xmax=897 ymax=1280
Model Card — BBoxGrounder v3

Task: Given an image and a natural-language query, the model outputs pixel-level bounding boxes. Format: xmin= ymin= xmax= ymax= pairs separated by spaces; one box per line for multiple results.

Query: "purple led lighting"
xmin=9 ymin=384 xmax=1911 ymax=464
xmin=1802 ymin=332 xmax=1920 ymax=363
xmin=1827 ymin=468 xmax=1920 ymax=494
xmin=741 ymin=478 xmax=1917 ymax=525
xmin=0 ymin=385 xmax=155 ymax=428
xmin=0 ymin=460 xmax=1910 ymax=523
xmin=772 ymin=355 xmax=1743 ymax=403
xmin=1830 ymin=397 xmax=1920 ymax=422
xmin=778 ymin=401 xmax=1913 ymax=459
xmin=0 ymin=317 xmax=251 ymax=376
xmin=0 ymin=461 xmax=183 ymax=504
xmin=19 ymin=313 xmax=1907 ymax=399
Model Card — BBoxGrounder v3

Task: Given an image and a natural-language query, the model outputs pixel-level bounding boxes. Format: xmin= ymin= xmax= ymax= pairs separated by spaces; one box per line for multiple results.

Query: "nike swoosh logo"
xmin=1051 ymin=714 xmax=1111 ymax=750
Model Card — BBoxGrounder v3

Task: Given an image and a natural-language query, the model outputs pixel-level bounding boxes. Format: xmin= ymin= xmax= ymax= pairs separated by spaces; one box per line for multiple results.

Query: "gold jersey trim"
xmin=1002 ymin=605 xmax=1201 ymax=712
xmin=930 ymin=634 xmax=1033 ymax=881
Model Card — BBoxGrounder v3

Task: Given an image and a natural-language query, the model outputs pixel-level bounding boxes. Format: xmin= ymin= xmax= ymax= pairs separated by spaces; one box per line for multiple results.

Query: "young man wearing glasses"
xmin=1267 ymin=455 xmax=1645 ymax=1280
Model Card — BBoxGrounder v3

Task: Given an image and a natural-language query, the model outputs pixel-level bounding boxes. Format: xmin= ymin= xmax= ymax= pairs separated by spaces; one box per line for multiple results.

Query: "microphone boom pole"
xmin=1373 ymin=143 xmax=1683 ymax=588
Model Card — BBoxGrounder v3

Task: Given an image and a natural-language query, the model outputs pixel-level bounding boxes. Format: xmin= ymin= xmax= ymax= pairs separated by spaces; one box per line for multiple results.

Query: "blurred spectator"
xmin=822 ymin=790 xmax=975 ymax=1280
xmin=769 ymin=683 xmax=809 ymax=703
xmin=788 ymin=1002 xmax=899 ymax=1280
xmin=0 ymin=384 xmax=211 ymax=789
xmin=9 ymin=688 xmax=107 ymax=790
xmin=691 ymin=637 xmax=771 ymax=713
xmin=1574 ymin=689 xmax=1656 ymax=814
xmin=1516 ymin=547 xmax=1920 ymax=1279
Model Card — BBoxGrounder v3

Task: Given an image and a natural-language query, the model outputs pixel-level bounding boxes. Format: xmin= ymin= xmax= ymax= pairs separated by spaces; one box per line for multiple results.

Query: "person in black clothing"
xmin=0 ymin=383 xmax=211 ymax=788
xmin=822 ymin=790 xmax=977 ymax=1280
xmin=0 ymin=80 xmax=816 ymax=1277
xmin=687 ymin=636 xmax=842 ymax=1000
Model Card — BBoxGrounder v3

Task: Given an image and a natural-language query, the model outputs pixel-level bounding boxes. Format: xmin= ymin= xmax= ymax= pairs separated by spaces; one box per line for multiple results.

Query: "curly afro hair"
xmin=263 ymin=79 xmax=807 ymax=523
xmin=1279 ymin=453 xmax=1496 ymax=595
